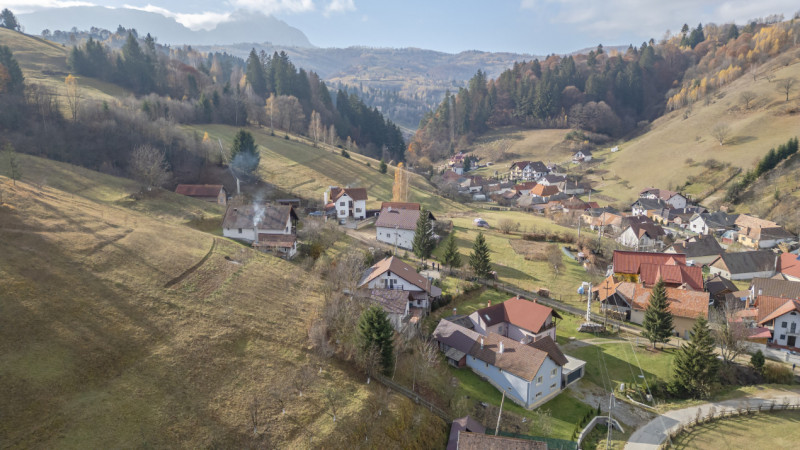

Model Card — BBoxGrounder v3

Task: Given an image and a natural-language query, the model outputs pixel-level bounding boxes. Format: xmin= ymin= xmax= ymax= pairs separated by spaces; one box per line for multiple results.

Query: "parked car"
xmin=473 ymin=218 xmax=490 ymax=228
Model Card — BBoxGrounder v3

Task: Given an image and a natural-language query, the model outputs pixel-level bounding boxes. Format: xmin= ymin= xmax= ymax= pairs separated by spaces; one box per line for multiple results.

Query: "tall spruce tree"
xmin=412 ymin=208 xmax=435 ymax=261
xmin=469 ymin=232 xmax=492 ymax=278
xmin=442 ymin=232 xmax=462 ymax=271
xmin=642 ymin=278 xmax=674 ymax=349
xmin=245 ymin=49 xmax=267 ymax=98
xmin=230 ymin=129 xmax=260 ymax=175
xmin=358 ymin=305 xmax=394 ymax=375
xmin=672 ymin=317 xmax=719 ymax=399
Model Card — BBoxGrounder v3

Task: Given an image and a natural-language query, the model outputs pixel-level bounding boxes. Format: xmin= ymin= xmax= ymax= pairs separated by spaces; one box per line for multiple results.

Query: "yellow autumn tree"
xmin=65 ymin=74 xmax=80 ymax=121
xmin=392 ymin=162 xmax=409 ymax=202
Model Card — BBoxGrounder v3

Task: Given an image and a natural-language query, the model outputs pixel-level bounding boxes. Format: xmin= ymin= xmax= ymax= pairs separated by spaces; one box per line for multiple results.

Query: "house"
xmin=380 ymin=201 xmax=420 ymax=211
xmin=750 ymin=277 xmax=800 ymax=301
xmin=665 ymin=235 xmax=724 ymax=266
xmin=446 ymin=416 xmax=486 ymax=450
xmin=547 ymin=163 xmax=566 ymax=176
xmin=560 ymin=195 xmax=591 ymax=213
xmin=363 ymin=289 xmax=413 ymax=331
xmin=616 ymin=219 xmax=666 ymax=250
xmin=651 ymin=207 xmax=704 ymax=227
xmin=582 ymin=207 xmax=623 ymax=233
xmin=705 ymin=274 xmax=738 ymax=303
xmin=709 ymin=251 xmax=778 ymax=280
xmin=612 ymin=250 xmax=687 ymax=279
xmin=358 ymin=256 xmax=441 ymax=309
xmin=778 ymin=253 xmax=800 ymax=282
xmin=222 ymin=204 xmax=299 ymax=257
xmin=757 ymin=299 xmax=800 ymax=349
xmin=539 ymin=174 xmax=566 ymax=186
xmin=572 ymin=150 xmax=592 ymax=163
xmin=441 ymin=170 xmax=462 ymax=184
xmin=688 ymin=212 xmax=738 ymax=235
xmin=620 ymin=282 xmax=710 ymax=339
xmin=375 ymin=206 xmax=436 ymax=250
xmin=175 ymin=184 xmax=227 ymax=205
xmin=639 ymin=188 xmax=688 ymax=209
xmin=517 ymin=195 xmax=547 ymax=211
xmin=510 ymin=161 xmax=548 ymax=181
xmin=327 ymin=187 xmax=368 ymax=220
xmin=637 ymin=262 xmax=704 ymax=290
xmin=558 ymin=179 xmax=586 ymax=195
xmin=734 ymin=215 xmax=794 ymax=249
xmin=631 ymin=198 xmax=669 ymax=217
xmin=529 ymin=184 xmax=561 ymax=201
xmin=468 ymin=296 xmax=562 ymax=343
xmin=514 ymin=181 xmax=539 ymax=195
xmin=433 ymin=298 xmax=585 ymax=410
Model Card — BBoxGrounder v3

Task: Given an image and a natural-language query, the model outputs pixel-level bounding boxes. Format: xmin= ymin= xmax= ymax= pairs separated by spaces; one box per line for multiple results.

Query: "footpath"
xmin=625 ymin=388 xmax=800 ymax=449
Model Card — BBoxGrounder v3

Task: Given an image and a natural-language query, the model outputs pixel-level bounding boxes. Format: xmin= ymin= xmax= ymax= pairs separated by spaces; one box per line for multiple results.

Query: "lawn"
xmin=671 ymin=409 xmax=800 ymax=449
xmin=449 ymin=367 xmax=593 ymax=441
xmin=565 ymin=342 xmax=676 ymax=392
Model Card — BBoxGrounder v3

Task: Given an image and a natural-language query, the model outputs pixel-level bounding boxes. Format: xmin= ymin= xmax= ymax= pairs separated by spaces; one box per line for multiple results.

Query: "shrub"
xmin=763 ymin=362 xmax=793 ymax=384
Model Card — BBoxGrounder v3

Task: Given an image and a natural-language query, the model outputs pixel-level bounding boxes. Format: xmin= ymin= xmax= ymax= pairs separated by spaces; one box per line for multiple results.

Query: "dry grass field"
xmin=671 ymin=410 xmax=800 ymax=449
xmin=0 ymin=167 xmax=446 ymax=448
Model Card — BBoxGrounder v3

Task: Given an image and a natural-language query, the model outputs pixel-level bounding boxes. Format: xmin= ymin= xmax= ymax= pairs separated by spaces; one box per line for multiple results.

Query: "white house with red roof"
xmin=175 ymin=184 xmax=227 ymax=205
xmin=222 ymin=204 xmax=299 ymax=258
xmin=326 ymin=186 xmax=368 ymax=220
xmin=358 ymin=256 xmax=441 ymax=309
xmin=758 ymin=299 xmax=800 ymax=349
xmin=468 ymin=296 xmax=562 ymax=343
xmin=375 ymin=204 xmax=436 ymax=250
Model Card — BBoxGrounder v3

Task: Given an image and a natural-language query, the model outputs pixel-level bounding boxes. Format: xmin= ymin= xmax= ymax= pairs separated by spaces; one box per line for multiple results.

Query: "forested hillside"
xmin=411 ymin=17 xmax=800 ymax=163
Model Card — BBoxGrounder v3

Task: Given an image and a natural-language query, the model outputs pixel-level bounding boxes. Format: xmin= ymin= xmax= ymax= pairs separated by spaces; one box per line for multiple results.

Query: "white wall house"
xmin=640 ymin=189 xmax=687 ymax=209
xmin=375 ymin=207 xmax=435 ymax=250
xmin=758 ymin=300 xmax=800 ymax=349
xmin=359 ymin=256 xmax=441 ymax=309
xmin=709 ymin=251 xmax=777 ymax=280
xmin=616 ymin=226 xmax=663 ymax=250
xmin=222 ymin=204 xmax=298 ymax=258
xmin=328 ymin=187 xmax=368 ymax=220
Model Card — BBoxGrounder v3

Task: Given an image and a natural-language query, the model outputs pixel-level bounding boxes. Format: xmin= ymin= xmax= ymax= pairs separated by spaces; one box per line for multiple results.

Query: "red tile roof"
xmin=613 ymin=251 xmax=686 ymax=274
xmin=359 ymin=256 xmax=437 ymax=295
xmin=638 ymin=263 xmax=703 ymax=290
xmin=754 ymin=295 xmax=798 ymax=323
xmin=375 ymin=208 xmax=421 ymax=230
xmin=380 ymin=201 xmax=420 ymax=211
xmin=622 ymin=282 xmax=709 ymax=319
xmin=474 ymin=297 xmax=560 ymax=334
xmin=468 ymin=332 xmax=559 ymax=382
xmin=175 ymin=184 xmax=224 ymax=197
xmin=254 ymin=233 xmax=296 ymax=249
xmin=332 ymin=187 xmax=368 ymax=201
xmin=530 ymin=184 xmax=560 ymax=197
xmin=758 ymin=299 xmax=800 ymax=325
xmin=779 ymin=253 xmax=800 ymax=279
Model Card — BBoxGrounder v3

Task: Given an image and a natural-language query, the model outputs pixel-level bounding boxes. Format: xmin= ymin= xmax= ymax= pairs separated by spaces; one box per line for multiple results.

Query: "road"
xmin=625 ymin=388 xmax=800 ymax=449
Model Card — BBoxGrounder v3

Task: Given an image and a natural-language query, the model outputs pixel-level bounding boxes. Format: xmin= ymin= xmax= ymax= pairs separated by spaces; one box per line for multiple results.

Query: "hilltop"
xmin=0 ymin=155 xmax=446 ymax=447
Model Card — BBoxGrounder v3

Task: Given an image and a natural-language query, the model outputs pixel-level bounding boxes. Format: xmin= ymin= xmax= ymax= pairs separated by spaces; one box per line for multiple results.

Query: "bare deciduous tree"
xmin=129 ymin=144 xmax=170 ymax=191
xmin=777 ymin=77 xmax=796 ymax=102
xmin=308 ymin=110 xmax=323 ymax=146
xmin=410 ymin=338 xmax=439 ymax=392
xmin=710 ymin=299 xmax=749 ymax=365
xmin=546 ymin=243 xmax=563 ymax=278
xmin=740 ymin=91 xmax=756 ymax=110
xmin=711 ymin=122 xmax=731 ymax=146
xmin=293 ymin=364 xmax=317 ymax=397
xmin=64 ymin=74 xmax=80 ymax=122
xmin=249 ymin=394 xmax=262 ymax=435
xmin=322 ymin=387 xmax=344 ymax=423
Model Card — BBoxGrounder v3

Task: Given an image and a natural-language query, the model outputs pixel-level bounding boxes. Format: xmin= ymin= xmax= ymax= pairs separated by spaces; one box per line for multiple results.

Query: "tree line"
xmin=65 ymin=27 xmax=405 ymax=161
xmin=724 ymin=137 xmax=799 ymax=202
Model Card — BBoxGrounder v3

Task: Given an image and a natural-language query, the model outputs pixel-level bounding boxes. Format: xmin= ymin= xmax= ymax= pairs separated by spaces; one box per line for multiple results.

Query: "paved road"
xmin=625 ymin=388 xmax=800 ymax=449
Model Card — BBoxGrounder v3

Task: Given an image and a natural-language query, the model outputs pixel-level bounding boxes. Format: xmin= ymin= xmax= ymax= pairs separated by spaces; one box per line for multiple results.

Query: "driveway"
xmin=625 ymin=388 xmax=800 ymax=449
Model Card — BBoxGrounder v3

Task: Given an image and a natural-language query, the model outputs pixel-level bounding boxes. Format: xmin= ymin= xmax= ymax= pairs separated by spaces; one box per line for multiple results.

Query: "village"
xmin=172 ymin=151 xmax=800 ymax=449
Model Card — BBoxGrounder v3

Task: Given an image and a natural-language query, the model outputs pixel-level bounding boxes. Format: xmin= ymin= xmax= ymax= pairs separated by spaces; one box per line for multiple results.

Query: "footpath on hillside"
xmin=625 ymin=387 xmax=800 ymax=450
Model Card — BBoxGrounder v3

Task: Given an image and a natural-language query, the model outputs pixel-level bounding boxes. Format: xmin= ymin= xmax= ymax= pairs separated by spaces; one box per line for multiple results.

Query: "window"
xmin=551 ymin=368 xmax=557 ymax=377
xmin=780 ymin=335 xmax=786 ymax=340
xmin=355 ymin=208 xmax=362 ymax=212
xmin=339 ymin=201 xmax=345 ymax=206
xmin=535 ymin=392 xmax=542 ymax=398
xmin=238 ymin=228 xmax=242 ymax=233
xmin=550 ymin=383 xmax=557 ymax=390
xmin=536 ymin=376 xmax=542 ymax=385
xmin=782 ymin=321 xmax=788 ymax=328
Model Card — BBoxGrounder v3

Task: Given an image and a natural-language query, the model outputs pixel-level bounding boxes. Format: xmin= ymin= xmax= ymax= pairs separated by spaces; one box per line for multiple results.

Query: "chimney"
xmin=324 ymin=191 xmax=328 ymax=205
xmin=480 ymin=338 xmax=484 ymax=349
xmin=498 ymin=341 xmax=504 ymax=354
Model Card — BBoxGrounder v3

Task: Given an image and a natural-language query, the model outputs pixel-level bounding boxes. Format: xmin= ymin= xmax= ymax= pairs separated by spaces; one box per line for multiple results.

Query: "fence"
xmin=373 ymin=374 xmax=451 ymax=422
xmin=661 ymin=400 xmax=800 ymax=449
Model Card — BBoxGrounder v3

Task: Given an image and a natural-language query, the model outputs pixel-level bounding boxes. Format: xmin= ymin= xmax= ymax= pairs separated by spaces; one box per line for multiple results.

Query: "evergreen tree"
xmin=469 ymin=232 xmax=492 ymax=278
xmin=672 ymin=317 xmax=719 ymax=399
xmin=245 ymin=48 xmax=267 ymax=98
xmin=0 ymin=45 xmax=24 ymax=92
xmin=379 ymin=159 xmax=387 ymax=174
xmin=750 ymin=349 xmax=765 ymax=374
xmin=0 ymin=8 xmax=20 ymax=31
xmin=412 ymin=208 xmax=435 ymax=261
xmin=230 ymin=129 xmax=260 ymax=175
xmin=442 ymin=232 xmax=462 ymax=270
xmin=358 ymin=305 xmax=394 ymax=375
xmin=641 ymin=278 xmax=674 ymax=348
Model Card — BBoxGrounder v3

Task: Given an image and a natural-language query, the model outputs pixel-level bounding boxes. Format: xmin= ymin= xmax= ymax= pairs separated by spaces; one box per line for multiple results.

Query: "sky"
xmin=3 ymin=0 xmax=800 ymax=54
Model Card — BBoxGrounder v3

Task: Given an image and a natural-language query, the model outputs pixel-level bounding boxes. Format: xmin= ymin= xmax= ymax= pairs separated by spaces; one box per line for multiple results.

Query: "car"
xmin=339 ymin=218 xmax=347 ymax=225
xmin=308 ymin=211 xmax=325 ymax=217
xmin=473 ymin=218 xmax=490 ymax=228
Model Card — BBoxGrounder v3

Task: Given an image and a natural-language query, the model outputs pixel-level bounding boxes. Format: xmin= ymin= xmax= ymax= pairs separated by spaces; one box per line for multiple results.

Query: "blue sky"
xmin=3 ymin=0 xmax=799 ymax=54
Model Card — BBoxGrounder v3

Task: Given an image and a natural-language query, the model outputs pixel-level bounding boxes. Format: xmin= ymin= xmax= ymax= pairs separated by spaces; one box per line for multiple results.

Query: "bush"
xmin=763 ymin=362 xmax=794 ymax=384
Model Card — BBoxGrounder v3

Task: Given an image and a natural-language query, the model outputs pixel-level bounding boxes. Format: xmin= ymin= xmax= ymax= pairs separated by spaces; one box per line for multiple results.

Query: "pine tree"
xmin=379 ymin=159 xmax=387 ymax=174
xmin=750 ymin=350 xmax=765 ymax=374
xmin=245 ymin=49 xmax=267 ymax=98
xmin=412 ymin=208 xmax=435 ymax=261
xmin=0 ymin=8 xmax=20 ymax=31
xmin=358 ymin=305 xmax=394 ymax=375
xmin=672 ymin=317 xmax=719 ymax=399
xmin=469 ymin=232 xmax=492 ymax=278
xmin=442 ymin=232 xmax=462 ymax=271
xmin=230 ymin=129 xmax=260 ymax=175
xmin=641 ymin=278 xmax=674 ymax=349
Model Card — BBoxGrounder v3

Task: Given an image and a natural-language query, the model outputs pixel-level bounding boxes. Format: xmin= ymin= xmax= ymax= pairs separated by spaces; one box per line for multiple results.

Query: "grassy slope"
xmin=191 ymin=123 xmax=470 ymax=213
xmin=0 ymin=27 xmax=128 ymax=103
xmin=672 ymin=409 xmax=800 ymax=449
xmin=0 ymin=163 xmax=445 ymax=448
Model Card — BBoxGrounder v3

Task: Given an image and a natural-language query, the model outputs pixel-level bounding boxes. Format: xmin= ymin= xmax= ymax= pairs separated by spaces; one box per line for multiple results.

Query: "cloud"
xmin=1 ymin=0 xmax=96 ymax=14
xmin=325 ymin=0 xmax=355 ymax=15
xmin=520 ymin=0 xmax=800 ymax=41
xmin=229 ymin=0 xmax=315 ymax=15
xmin=123 ymin=4 xmax=232 ymax=30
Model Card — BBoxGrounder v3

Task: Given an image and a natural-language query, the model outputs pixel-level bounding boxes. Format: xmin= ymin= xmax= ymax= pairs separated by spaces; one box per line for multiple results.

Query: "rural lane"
xmin=625 ymin=388 xmax=800 ymax=449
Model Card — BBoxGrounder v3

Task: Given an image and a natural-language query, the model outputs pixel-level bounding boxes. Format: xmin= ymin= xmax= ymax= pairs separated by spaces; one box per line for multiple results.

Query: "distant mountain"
xmin=18 ymin=6 xmax=313 ymax=47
